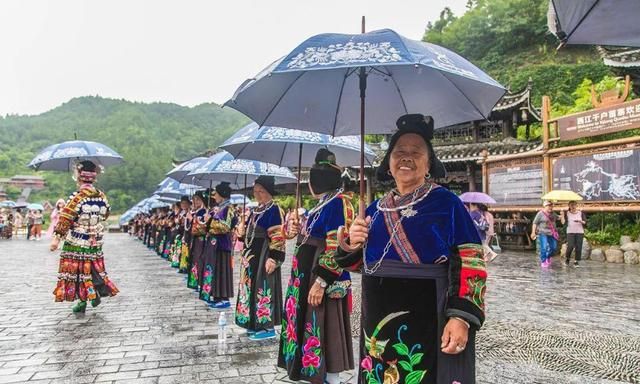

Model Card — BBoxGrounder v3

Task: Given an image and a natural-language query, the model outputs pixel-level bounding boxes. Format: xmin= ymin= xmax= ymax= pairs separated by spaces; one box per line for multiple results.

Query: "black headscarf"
xmin=309 ymin=148 xmax=342 ymax=194
xmin=254 ymin=175 xmax=276 ymax=196
xmin=215 ymin=182 xmax=232 ymax=199
xmin=376 ymin=114 xmax=446 ymax=182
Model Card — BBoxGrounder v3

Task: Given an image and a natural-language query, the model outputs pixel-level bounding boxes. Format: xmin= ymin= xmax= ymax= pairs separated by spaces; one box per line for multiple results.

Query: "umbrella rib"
xmin=278 ymin=141 xmax=288 ymax=167
xmin=437 ymin=70 xmax=504 ymax=124
xmin=330 ymin=68 xmax=352 ymax=137
xmin=563 ymin=0 xmax=600 ymax=44
xmin=384 ymin=66 xmax=409 ymax=115
xmin=259 ymin=71 xmax=307 ymax=127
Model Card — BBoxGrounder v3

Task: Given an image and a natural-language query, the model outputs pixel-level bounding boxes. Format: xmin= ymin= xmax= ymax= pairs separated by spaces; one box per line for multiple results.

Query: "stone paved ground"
xmin=0 ymin=233 xmax=638 ymax=384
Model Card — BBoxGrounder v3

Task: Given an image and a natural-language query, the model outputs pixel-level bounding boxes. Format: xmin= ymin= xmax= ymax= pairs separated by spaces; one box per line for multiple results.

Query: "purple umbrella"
xmin=459 ymin=192 xmax=497 ymax=205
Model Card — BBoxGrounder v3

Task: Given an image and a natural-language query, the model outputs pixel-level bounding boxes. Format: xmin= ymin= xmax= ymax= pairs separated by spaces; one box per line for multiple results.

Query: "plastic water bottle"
xmin=218 ymin=312 xmax=227 ymax=344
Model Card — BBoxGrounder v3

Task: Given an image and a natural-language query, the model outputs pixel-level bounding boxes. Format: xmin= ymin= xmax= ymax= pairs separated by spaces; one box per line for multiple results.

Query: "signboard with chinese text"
xmin=557 ymin=99 xmax=640 ymax=140
xmin=488 ymin=163 xmax=543 ymax=206
xmin=552 ymin=148 xmax=640 ymax=201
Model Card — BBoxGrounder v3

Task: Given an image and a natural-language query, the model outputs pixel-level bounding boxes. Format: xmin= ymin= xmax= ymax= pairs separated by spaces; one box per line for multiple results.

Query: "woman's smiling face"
xmin=389 ymin=133 xmax=430 ymax=190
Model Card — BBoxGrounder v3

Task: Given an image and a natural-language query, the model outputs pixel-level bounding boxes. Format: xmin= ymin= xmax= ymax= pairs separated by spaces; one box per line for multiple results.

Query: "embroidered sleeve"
xmin=54 ymin=192 xmax=85 ymax=239
xmin=209 ymin=207 xmax=234 ymax=235
xmin=334 ymin=246 xmax=363 ymax=272
xmin=100 ymin=191 xmax=111 ymax=221
xmin=313 ymin=196 xmax=355 ymax=285
xmin=191 ymin=212 xmax=207 ymax=236
xmin=266 ymin=206 xmax=285 ymax=263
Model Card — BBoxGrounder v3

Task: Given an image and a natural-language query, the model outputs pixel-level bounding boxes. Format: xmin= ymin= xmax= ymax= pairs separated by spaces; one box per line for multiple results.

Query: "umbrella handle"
xmin=337 ymin=225 xmax=362 ymax=253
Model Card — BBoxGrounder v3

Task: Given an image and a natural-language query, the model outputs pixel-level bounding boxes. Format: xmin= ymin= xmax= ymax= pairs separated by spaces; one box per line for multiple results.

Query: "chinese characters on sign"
xmin=557 ymin=99 xmax=640 ymax=140
xmin=488 ymin=163 xmax=543 ymax=205
xmin=552 ymin=148 xmax=640 ymax=201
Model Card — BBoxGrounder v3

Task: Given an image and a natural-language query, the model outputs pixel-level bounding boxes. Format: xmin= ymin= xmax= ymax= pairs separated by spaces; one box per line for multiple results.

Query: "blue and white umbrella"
xmin=0 ymin=201 xmax=16 ymax=208
xmin=220 ymin=122 xmax=376 ymax=167
xmin=154 ymin=178 xmax=199 ymax=198
xmin=187 ymin=151 xmax=297 ymax=189
xmin=226 ymin=27 xmax=505 ymax=227
xmin=28 ymin=140 xmax=123 ymax=171
xmin=166 ymin=157 xmax=208 ymax=183
xmin=27 ymin=203 xmax=44 ymax=211
xmin=226 ymin=28 xmax=505 ymax=136
xmin=229 ymin=194 xmax=252 ymax=206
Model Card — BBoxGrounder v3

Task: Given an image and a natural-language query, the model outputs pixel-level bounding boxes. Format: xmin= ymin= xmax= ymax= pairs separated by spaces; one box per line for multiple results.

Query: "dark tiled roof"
xmin=493 ymin=83 xmax=541 ymax=121
xmin=599 ymin=47 xmax=640 ymax=67
xmin=434 ymin=138 xmax=541 ymax=163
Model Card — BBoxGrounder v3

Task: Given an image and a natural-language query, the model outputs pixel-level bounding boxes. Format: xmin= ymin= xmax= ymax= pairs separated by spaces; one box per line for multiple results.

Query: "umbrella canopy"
xmin=459 ymin=192 xmax=497 ymax=205
xmin=225 ymin=28 xmax=505 ymax=136
xmin=28 ymin=140 xmax=123 ymax=171
xmin=220 ymin=122 xmax=376 ymax=167
xmin=229 ymin=194 xmax=252 ymax=206
xmin=0 ymin=201 xmax=16 ymax=208
xmin=154 ymin=178 xmax=199 ymax=198
xmin=187 ymin=151 xmax=297 ymax=188
xmin=542 ymin=190 xmax=583 ymax=201
xmin=548 ymin=0 xmax=640 ymax=47
xmin=166 ymin=157 xmax=209 ymax=183
xmin=27 ymin=203 xmax=44 ymax=211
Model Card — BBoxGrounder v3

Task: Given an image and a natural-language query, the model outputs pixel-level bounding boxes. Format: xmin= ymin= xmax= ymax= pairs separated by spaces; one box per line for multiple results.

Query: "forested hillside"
xmin=0 ymin=97 xmax=248 ymax=211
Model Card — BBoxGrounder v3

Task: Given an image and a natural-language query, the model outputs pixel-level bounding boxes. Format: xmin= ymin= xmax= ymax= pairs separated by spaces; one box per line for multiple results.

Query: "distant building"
xmin=0 ymin=175 xmax=46 ymax=190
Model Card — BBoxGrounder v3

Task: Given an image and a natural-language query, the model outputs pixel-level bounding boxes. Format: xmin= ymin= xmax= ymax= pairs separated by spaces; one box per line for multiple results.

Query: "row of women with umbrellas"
xmin=28 ymin=17 xmax=597 ymax=382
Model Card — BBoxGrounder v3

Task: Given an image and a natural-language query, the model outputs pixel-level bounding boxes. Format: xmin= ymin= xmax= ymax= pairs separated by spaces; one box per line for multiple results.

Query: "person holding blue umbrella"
xmin=278 ymin=148 xmax=355 ymax=384
xmin=235 ymin=175 xmax=286 ymax=340
xmin=200 ymin=182 xmax=237 ymax=309
xmin=50 ymin=160 xmax=119 ymax=313
xmin=187 ymin=191 xmax=208 ymax=291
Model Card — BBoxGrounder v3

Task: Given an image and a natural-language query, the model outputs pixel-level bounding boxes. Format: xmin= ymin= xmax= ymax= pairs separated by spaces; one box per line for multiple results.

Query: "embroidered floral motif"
xmin=300 ymin=311 xmax=322 ymax=377
xmin=362 ymin=312 xmax=428 ymax=384
xmin=200 ymin=265 xmax=213 ymax=302
xmin=286 ymin=41 xmax=403 ymax=69
xmin=457 ymin=244 xmax=487 ymax=311
xmin=235 ymin=255 xmax=252 ymax=325
xmin=281 ymin=255 xmax=303 ymax=363
xmin=256 ymin=280 xmax=272 ymax=324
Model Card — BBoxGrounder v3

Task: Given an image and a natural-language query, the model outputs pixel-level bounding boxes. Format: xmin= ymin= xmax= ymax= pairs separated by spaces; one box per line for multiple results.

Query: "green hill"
xmin=0 ymin=96 xmax=248 ymax=211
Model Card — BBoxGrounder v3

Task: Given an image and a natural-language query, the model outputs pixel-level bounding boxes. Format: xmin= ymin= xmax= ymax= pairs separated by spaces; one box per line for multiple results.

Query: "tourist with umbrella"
xmin=234 ymin=175 xmax=287 ymax=340
xmin=336 ymin=115 xmax=486 ymax=384
xmin=460 ymin=192 xmax=499 ymax=262
xmin=29 ymin=139 xmax=123 ymax=313
xmin=278 ymin=148 xmax=355 ymax=384
xmin=542 ymin=190 xmax=585 ymax=267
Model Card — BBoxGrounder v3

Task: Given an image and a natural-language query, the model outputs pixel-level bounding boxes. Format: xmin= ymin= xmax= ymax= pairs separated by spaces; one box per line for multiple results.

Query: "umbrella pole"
xmin=287 ymin=143 xmax=303 ymax=240
xmin=338 ymin=16 xmax=367 ymax=252
xmin=243 ymin=174 xmax=247 ymax=222
xmin=295 ymin=142 xmax=303 ymax=222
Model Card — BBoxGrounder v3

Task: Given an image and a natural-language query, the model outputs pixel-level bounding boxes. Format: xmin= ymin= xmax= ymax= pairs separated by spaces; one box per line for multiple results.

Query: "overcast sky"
xmin=0 ymin=0 xmax=468 ymax=116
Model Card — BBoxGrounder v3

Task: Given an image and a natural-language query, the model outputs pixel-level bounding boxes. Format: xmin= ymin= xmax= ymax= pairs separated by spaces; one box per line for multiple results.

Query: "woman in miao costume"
xmin=336 ymin=114 xmax=487 ymax=384
xmin=200 ymin=182 xmax=237 ymax=309
xmin=277 ymin=148 xmax=355 ymax=384
xmin=187 ymin=191 xmax=208 ymax=290
xmin=174 ymin=195 xmax=191 ymax=271
xmin=235 ymin=175 xmax=286 ymax=340
xmin=50 ymin=160 xmax=119 ymax=313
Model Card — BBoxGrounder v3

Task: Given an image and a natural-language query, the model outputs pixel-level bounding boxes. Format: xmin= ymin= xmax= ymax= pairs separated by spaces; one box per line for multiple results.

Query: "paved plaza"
xmin=0 ymin=233 xmax=638 ymax=384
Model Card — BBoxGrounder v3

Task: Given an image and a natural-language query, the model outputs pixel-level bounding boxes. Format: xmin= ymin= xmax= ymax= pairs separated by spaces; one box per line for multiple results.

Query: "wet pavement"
xmin=0 ymin=233 xmax=638 ymax=384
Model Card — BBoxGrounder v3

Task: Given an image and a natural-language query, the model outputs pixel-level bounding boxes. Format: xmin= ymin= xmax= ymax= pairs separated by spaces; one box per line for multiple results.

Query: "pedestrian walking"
xmin=479 ymin=204 xmax=499 ymax=262
xmin=30 ymin=210 xmax=44 ymax=240
xmin=531 ymin=201 xmax=565 ymax=268
xmin=564 ymin=201 xmax=586 ymax=267
xmin=50 ymin=160 xmax=119 ymax=313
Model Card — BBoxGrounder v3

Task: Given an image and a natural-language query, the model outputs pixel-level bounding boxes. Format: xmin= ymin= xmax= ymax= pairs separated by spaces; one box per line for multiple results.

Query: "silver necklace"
xmin=364 ymin=183 xmax=434 ymax=275
xmin=297 ymin=188 xmax=343 ymax=249
xmin=245 ymin=200 xmax=274 ymax=248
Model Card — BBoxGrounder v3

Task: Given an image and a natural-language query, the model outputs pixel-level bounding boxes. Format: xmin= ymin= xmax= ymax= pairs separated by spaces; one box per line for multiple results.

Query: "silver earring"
xmin=387 ymin=169 xmax=392 ymax=176
xmin=425 ymin=172 xmax=432 ymax=180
